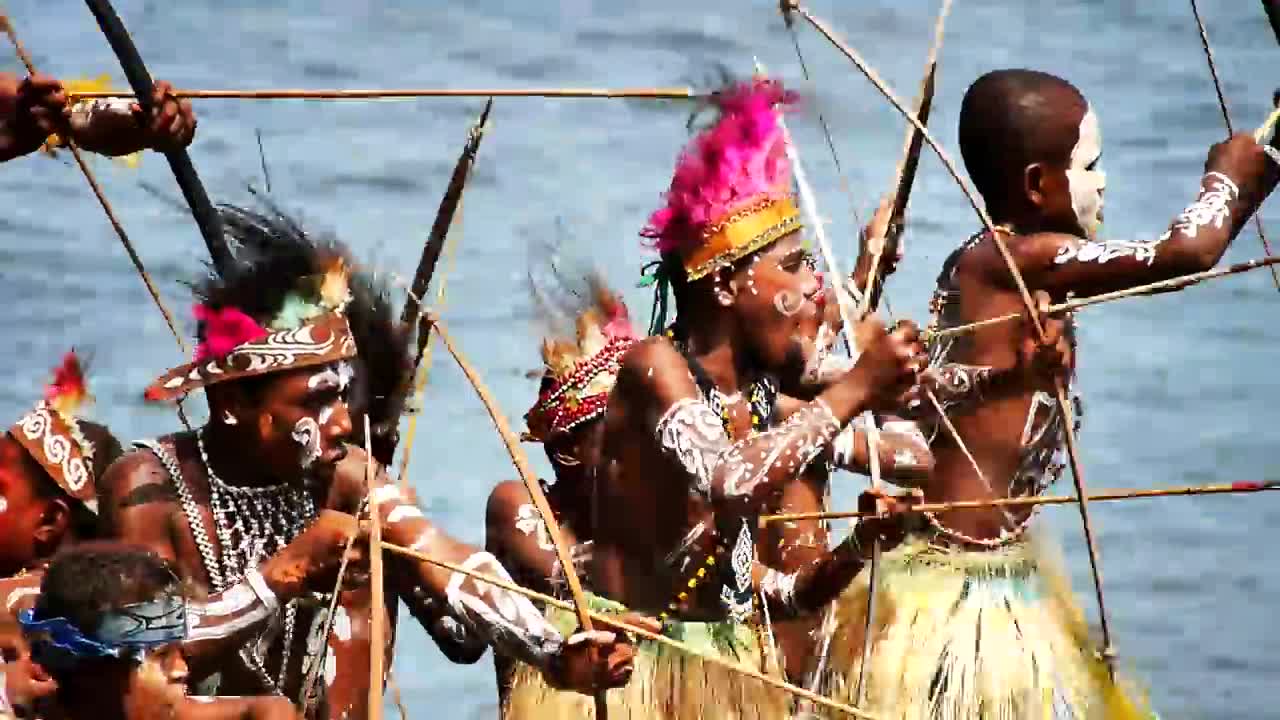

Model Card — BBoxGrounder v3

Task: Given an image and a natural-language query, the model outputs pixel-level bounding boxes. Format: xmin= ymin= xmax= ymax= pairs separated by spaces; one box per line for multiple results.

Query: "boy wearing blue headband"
xmin=16 ymin=543 xmax=301 ymax=720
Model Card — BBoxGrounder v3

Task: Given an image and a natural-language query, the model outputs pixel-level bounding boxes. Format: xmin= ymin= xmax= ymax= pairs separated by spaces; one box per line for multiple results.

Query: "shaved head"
xmin=959 ymin=69 xmax=1089 ymax=221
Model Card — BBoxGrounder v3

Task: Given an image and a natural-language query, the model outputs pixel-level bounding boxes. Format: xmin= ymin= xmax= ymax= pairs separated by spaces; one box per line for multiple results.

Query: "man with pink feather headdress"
xmin=502 ymin=78 xmax=932 ymax=719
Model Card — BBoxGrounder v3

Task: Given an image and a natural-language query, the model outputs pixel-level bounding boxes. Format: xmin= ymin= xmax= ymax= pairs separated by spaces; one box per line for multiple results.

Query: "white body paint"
xmin=513 ymin=503 xmax=556 ymax=552
xmin=291 ymin=417 xmax=322 ymax=469
xmin=0 ymin=494 xmax=7 ymax=514
xmin=332 ymin=606 xmax=352 ymax=642
xmin=773 ymin=290 xmax=806 ymax=317
xmin=1064 ymin=105 xmax=1105 ymax=239
xmin=308 ymin=361 xmax=354 ymax=392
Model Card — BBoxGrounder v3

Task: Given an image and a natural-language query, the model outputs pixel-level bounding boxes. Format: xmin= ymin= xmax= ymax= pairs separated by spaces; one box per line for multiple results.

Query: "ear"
xmin=34 ymin=497 xmax=71 ymax=548
xmin=716 ymin=270 xmax=739 ymax=307
xmin=1023 ymin=163 xmax=1049 ymax=209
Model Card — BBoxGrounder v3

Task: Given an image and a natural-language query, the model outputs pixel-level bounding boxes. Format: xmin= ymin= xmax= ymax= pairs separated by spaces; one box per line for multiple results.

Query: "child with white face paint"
xmin=828 ymin=67 xmax=1280 ymax=720
xmin=1064 ymin=104 xmax=1105 ymax=239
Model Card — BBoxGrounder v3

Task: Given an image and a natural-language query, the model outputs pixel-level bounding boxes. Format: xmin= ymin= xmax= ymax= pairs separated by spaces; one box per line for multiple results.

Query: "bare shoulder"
xmin=962 ymin=230 xmax=1081 ymax=286
xmin=484 ymin=480 xmax=529 ymax=529
xmin=99 ymin=444 xmax=177 ymax=511
xmin=616 ymin=335 xmax=697 ymax=410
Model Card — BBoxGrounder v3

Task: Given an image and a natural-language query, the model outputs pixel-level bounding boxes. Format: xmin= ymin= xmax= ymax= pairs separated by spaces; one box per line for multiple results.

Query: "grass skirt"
xmin=819 ymin=534 xmax=1156 ymax=720
xmin=503 ymin=593 xmax=790 ymax=719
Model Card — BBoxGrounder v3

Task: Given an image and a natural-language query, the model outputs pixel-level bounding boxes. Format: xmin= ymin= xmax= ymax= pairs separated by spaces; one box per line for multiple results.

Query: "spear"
xmin=1188 ymin=0 xmax=1280 ymax=290
xmin=69 ymin=87 xmax=697 ymax=101
xmin=82 ymin=0 xmax=232 ymax=273
xmin=927 ymin=253 xmax=1280 ymax=341
xmin=760 ymin=480 xmax=1280 ymax=525
xmin=861 ymin=0 xmax=948 ymax=314
xmin=785 ymin=0 xmax=1119 ymax=674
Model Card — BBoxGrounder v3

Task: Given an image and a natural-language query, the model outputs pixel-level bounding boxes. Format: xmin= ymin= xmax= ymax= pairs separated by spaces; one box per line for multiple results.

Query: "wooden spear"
xmin=787 ymin=0 xmax=1119 ymax=673
xmin=848 ymin=3 xmax=950 ymax=705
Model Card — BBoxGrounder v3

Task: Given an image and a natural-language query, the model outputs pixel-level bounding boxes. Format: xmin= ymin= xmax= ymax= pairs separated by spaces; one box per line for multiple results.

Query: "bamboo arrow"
xmin=379 ymin=541 xmax=880 ymax=719
xmin=927 ymin=254 xmax=1280 ymax=341
xmin=760 ymin=480 xmax=1280 ymax=524
xmin=69 ymin=87 xmax=697 ymax=101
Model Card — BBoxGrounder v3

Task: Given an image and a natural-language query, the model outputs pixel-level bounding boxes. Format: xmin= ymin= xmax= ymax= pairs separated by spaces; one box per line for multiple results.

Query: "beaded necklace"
xmin=146 ymin=433 xmax=318 ymax=694
xmin=657 ymin=326 xmax=776 ymax=623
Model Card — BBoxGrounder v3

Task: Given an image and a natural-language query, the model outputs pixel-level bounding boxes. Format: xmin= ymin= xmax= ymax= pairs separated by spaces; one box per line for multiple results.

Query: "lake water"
xmin=2 ymin=1 xmax=1277 ymax=717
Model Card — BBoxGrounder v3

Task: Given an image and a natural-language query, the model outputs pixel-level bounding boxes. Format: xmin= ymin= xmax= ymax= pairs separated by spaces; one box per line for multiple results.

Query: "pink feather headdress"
xmin=641 ymin=79 xmax=802 ymax=280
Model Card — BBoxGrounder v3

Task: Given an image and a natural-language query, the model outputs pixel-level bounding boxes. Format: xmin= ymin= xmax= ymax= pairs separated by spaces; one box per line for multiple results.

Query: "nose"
xmin=326 ymin=401 xmax=354 ymax=442
xmin=165 ymin=647 xmax=190 ymax=684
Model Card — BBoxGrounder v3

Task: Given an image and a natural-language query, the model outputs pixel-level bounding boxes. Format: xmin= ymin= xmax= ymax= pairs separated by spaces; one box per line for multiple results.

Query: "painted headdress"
xmin=523 ymin=279 xmax=637 ymax=443
xmin=642 ymin=78 xmax=802 ymax=287
xmin=144 ymin=205 xmax=359 ymax=402
xmin=7 ymin=352 xmax=99 ymax=512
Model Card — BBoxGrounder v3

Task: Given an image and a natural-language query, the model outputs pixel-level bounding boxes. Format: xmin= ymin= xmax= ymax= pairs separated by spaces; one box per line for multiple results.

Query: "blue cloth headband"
xmin=19 ymin=594 xmax=188 ymax=668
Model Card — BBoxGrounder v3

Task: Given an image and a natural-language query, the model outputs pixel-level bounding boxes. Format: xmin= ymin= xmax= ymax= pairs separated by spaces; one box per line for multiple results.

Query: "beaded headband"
xmin=8 ymin=352 xmax=98 ymax=513
xmin=681 ymin=196 xmax=802 ymax=280
xmin=523 ymin=290 xmax=636 ymax=443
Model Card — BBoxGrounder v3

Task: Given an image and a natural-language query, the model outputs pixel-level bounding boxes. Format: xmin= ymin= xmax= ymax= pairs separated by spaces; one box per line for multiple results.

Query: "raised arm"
xmin=976 ymin=133 xmax=1279 ymax=298
xmin=627 ymin=322 xmax=925 ymax=516
xmin=0 ymin=73 xmax=195 ymax=163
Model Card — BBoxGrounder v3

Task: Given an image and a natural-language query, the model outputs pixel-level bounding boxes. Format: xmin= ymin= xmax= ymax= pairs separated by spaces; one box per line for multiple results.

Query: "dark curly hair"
xmin=195 ymin=201 xmax=414 ymax=464
xmin=34 ymin=542 xmax=181 ymax=638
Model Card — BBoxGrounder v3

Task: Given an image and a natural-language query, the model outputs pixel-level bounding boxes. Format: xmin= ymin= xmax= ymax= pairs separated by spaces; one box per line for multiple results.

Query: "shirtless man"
xmin=821 ymin=68 xmax=1278 ymax=718
xmin=501 ymin=78 xmax=927 ymax=719
xmin=99 ymin=205 xmax=637 ymax=719
xmin=0 ymin=73 xmax=194 ymax=162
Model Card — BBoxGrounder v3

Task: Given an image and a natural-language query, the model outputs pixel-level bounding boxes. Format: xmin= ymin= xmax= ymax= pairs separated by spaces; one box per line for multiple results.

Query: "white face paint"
xmin=308 ymin=361 xmax=354 ymax=393
xmin=1064 ymin=105 xmax=1105 ymax=239
xmin=773 ymin=290 xmax=805 ymax=317
xmin=291 ymin=416 xmax=322 ymax=469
